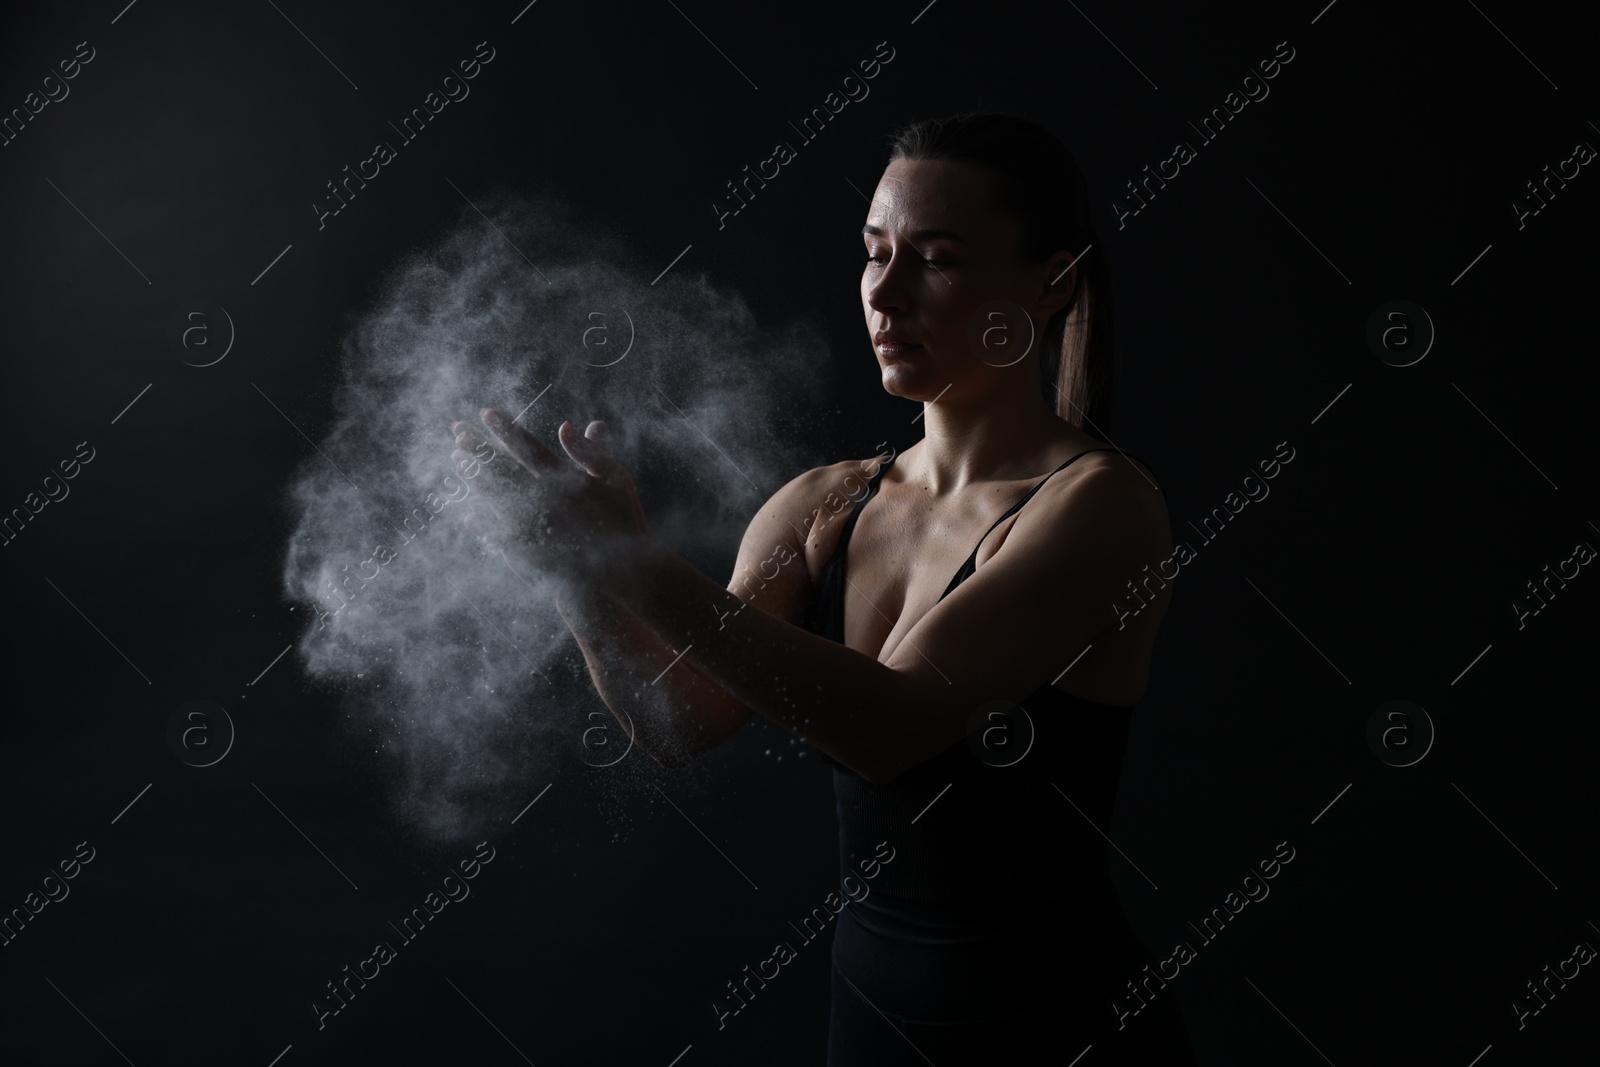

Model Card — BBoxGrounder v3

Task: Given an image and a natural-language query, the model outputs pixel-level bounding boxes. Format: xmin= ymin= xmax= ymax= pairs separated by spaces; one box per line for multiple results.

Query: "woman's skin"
xmin=449 ymin=157 xmax=1173 ymax=785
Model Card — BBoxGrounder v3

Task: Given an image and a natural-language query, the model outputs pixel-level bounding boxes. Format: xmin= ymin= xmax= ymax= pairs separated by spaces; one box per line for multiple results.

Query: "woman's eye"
xmin=863 ymin=254 xmax=954 ymax=269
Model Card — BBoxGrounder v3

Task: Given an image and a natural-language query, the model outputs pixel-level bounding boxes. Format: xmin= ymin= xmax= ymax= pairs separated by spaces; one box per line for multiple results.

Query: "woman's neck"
xmin=909 ymin=387 xmax=1078 ymax=495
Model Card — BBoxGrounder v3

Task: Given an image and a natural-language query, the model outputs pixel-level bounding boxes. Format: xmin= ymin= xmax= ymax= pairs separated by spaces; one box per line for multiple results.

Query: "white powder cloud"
xmin=280 ymin=193 xmax=829 ymax=841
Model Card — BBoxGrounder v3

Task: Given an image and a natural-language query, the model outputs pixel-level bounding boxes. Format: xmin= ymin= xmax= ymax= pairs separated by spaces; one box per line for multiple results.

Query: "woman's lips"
xmin=877 ymin=342 xmax=922 ymax=359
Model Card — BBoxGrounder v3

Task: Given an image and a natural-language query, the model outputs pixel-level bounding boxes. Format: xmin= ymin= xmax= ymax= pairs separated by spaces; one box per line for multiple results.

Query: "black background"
xmin=2 ymin=1 xmax=1596 ymax=1064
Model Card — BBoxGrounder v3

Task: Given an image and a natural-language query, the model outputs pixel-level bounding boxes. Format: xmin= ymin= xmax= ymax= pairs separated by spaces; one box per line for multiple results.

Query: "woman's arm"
xmin=459 ymin=410 xmax=1168 ymax=783
xmin=606 ymin=456 xmax=1172 ymax=784
xmin=552 ymin=463 xmax=837 ymax=768
xmin=555 ymin=588 xmax=747 ymax=767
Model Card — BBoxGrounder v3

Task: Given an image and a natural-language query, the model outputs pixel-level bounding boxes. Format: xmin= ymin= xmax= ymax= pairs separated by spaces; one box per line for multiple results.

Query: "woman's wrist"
xmin=553 ymin=579 xmax=604 ymax=621
xmin=591 ymin=531 xmax=667 ymax=603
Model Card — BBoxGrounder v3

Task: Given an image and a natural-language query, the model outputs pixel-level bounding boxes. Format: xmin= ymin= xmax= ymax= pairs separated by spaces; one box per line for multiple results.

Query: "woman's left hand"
xmin=450 ymin=408 xmax=651 ymax=594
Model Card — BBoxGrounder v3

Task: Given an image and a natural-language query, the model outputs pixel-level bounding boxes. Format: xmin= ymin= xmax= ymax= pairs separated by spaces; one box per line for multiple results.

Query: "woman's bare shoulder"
xmin=726 ymin=452 xmax=894 ymax=620
xmin=773 ymin=450 xmax=896 ymax=511
xmin=738 ymin=451 xmax=890 ymax=552
xmin=1066 ymin=448 xmax=1164 ymax=495
xmin=1025 ymin=447 xmax=1171 ymax=554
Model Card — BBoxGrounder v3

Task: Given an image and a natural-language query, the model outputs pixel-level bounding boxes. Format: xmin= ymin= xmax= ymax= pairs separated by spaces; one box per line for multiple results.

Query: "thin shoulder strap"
xmin=805 ymin=452 xmax=897 ymax=643
xmin=939 ymin=448 xmax=1150 ymax=600
xmin=829 ymin=452 xmax=896 ymax=559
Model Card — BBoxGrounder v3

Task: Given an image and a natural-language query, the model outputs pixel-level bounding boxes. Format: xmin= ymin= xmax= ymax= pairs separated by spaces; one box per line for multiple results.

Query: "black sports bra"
xmin=803 ymin=446 xmax=1161 ymax=907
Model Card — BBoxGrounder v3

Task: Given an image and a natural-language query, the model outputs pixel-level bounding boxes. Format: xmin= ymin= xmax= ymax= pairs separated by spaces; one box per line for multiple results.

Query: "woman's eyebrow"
xmin=861 ymin=224 xmax=969 ymax=243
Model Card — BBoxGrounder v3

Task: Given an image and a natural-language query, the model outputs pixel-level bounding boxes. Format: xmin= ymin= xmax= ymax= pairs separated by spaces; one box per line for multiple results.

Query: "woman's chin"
xmin=879 ymin=362 xmax=937 ymax=398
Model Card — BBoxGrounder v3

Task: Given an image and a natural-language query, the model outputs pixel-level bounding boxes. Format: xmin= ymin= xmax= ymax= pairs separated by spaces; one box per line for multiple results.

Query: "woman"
xmin=451 ymin=112 xmax=1197 ymax=1064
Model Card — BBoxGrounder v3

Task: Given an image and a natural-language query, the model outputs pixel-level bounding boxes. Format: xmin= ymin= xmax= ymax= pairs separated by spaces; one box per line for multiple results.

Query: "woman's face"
xmin=861 ymin=157 xmax=1072 ymax=403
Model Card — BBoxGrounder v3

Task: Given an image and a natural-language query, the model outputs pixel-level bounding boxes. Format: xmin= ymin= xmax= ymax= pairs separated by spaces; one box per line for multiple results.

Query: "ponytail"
xmin=1044 ymin=227 xmax=1114 ymax=440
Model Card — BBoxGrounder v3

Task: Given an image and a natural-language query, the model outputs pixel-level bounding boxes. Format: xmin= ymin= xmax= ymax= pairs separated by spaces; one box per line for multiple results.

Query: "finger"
xmin=481 ymin=407 xmax=563 ymax=477
xmin=452 ymin=420 xmax=489 ymax=452
xmin=453 ymin=432 xmax=494 ymax=468
xmin=453 ymin=449 xmax=533 ymax=507
xmin=451 ymin=422 xmax=512 ymax=486
xmin=558 ymin=419 xmax=615 ymax=479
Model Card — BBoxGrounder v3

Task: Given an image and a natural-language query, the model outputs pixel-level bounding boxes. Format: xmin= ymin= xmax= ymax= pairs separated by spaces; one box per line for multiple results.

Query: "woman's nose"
xmin=865 ymin=260 xmax=910 ymax=312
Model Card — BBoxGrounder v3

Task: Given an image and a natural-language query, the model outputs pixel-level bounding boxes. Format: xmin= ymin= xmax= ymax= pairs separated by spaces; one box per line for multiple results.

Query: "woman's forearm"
xmin=555 ymin=586 xmax=752 ymax=767
xmin=609 ymin=539 xmax=936 ymax=783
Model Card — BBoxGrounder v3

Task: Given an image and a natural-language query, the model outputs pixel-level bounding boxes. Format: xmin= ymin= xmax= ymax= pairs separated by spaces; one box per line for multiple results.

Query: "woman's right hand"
xmin=449 ymin=412 xmax=649 ymax=598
